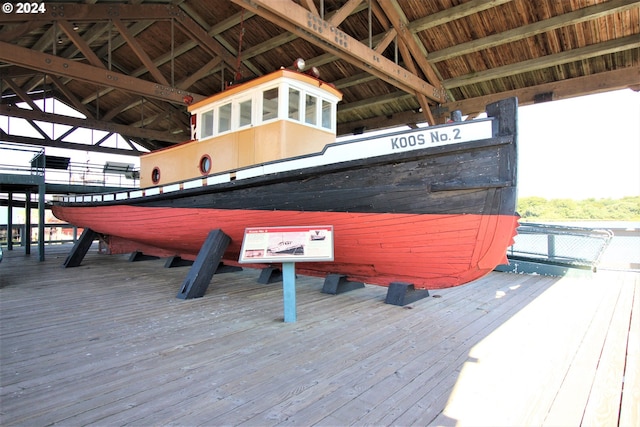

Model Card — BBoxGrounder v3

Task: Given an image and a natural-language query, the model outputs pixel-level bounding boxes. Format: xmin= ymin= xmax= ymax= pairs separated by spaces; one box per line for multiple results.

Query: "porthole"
xmin=199 ymin=154 xmax=212 ymax=175
xmin=151 ymin=167 xmax=161 ymax=184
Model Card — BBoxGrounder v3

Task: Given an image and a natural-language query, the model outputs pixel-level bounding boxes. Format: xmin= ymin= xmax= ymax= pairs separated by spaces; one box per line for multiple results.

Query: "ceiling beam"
xmin=0 ymin=41 xmax=204 ymax=105
xmin=375 ymin=0 xmax=441 ymax=123
xmin=337 ymin=66 xmax=640 ymax=134
xmin=443 ymin=35 xmax=640 ymax=89
xmin=440 ymin=65 xmax=640 ymax=117
xmin=0 ymin=104 xmax=185 ymax=144
xmin=47 ymin=75 xmax=95 ymax=119
xmin=111 ymin=19 xmax=170 ymax=86
xmin=376 ymin=0 xmax=443 ymax=89
xmin=0 ymin=3 xmax=179 ymax=22
xmin=231 ymin=0 xmax=444 ymax=103
xmin=429 ymin=0 xmax=638 ymax=63
xmin=171 ymin=9 xmax=240 ymax=72
xmin=410 ymin=0 xmax=514 ymax=32
xmin=57 ymin=20 xmax=105 ymax=69
xmin=2 ymin=78 xmax=42 ymax=111
xmin=0 ymin=132 xmax=144 ymax=156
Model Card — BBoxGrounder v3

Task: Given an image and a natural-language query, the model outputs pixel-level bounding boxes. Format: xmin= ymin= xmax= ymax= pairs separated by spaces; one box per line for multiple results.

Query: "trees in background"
xmin=517 ymin=196 xmax=640 ymax=221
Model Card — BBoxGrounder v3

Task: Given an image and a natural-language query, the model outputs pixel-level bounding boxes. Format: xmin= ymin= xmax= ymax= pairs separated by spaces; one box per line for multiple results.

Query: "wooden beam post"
xmin=176 ymin=229 xmax=231 ymax=300
xmin=63 ymin=228 xmax=97 ymax=268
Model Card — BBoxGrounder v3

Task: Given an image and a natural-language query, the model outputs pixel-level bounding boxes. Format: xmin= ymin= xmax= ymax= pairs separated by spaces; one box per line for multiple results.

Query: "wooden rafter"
xmin=0 ymin=3 xmax=180 ymax=22
xmin=410 ymin=0 xmax=513 ymax=32
xmin=111 ymin=19 xmax=170 ymax=86
xmin=0 ymin=131 xmax=144 ymax=156
xmin=375 ymin=0 xmax=443 ymax=91
xmin=0 ymin=41 xmax=204 ymax=105
xmin=337 ymin=66 xmax=640 ymax=134
xmin=428 ymin=0 xmax=638 ymax=63
xmin=231 ymin=0 xmax=443 ymax=103
xmin=440 ymin=66 xmax=640 ymax=117
xmin=444 ymin=35 xmax=640 ymax=89
xmin=2 ymin=78 xmax=42 ymax=111
xmin=57 ymin=20 xmax=105 ymax=68
xmin=47 ymin=75 xmax=95 ymax=119
xmin=0 ymin=104 xmax=185 ymax=143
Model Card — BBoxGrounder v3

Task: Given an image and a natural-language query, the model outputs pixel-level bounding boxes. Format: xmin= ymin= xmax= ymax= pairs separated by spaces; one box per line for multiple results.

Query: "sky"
xmin=1 ymin=88 xmax=639 ymax=215
xmin=515 ymin=89 xmax=639 ymax=199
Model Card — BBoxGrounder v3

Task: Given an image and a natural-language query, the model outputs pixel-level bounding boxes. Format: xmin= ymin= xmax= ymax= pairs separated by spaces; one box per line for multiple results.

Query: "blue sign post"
xmin=239 ymin=225 xmax=334 ymax=323
xmin=282 ymin=262 xmax=297 ymax=322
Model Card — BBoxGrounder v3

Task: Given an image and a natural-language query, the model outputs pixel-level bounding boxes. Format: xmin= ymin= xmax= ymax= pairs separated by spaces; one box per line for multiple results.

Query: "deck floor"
xmin=0 ymin=244 xmax=638 ymax=426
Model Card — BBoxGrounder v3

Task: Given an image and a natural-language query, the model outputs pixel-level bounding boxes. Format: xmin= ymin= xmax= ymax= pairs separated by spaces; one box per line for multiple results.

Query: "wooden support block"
xmin=129 ymin=251 xmax=160 ymax=262
xmin=215 ymin=262 xmax=243 ymax=274
xmin=164 ymin=256 xmax=194 ymax=268
xmin=63 ymin=228 xmax=97 ymax=268
xmin=177 ymin=229 xmax=231 ymax=300
xmin=257 ymin=266 xmax=282 ymax=284
xmin=322 ymin=274 xmax=365 ymax=295
xmin=384 ymin=282 xmax=430 ymax=306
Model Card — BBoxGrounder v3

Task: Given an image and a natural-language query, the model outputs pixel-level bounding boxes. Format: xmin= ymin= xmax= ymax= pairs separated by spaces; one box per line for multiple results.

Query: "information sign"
xmin=238 ymin=225 xmax=334 ymax=264
xmin=238 ymin=225 xmax=334 ymax=323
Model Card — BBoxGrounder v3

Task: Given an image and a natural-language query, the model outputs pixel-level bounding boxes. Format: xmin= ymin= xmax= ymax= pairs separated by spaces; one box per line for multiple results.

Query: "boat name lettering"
xmin=390 ymin=128 xmax=462 ymax=150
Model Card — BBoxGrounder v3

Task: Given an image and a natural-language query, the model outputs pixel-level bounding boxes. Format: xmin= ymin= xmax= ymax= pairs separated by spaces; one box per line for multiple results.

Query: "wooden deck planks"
xmin=620 ymin=276 xmax=640 ymax=427
xmin=1 ymin=244 xmax=638 ymax=426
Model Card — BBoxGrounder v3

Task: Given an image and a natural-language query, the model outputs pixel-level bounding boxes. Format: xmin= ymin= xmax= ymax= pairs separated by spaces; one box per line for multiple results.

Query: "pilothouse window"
xmin=262 ymin=88 xmax=279 ymax=121
xmin=305 ymin=94 xmax=317 ymax=125
xmin=201 ymin=110 xmax=214 ymax=138
xmin=288 ymin=88 xmax=300 ymax=121
xmin=218 ymin=103 xmax=231 ymax=133
xmin=322 ymin=100 xmax=331 ymax=129
xmin=239 ymin=99 xmax=252 ymax=127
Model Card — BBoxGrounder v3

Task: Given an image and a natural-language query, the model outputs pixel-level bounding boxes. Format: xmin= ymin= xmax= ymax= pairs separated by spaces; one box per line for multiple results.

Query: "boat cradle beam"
xmin=62 ymin=228 xmax=98 ymax=268
xmin=176 ymin=229 xmax=231 ymax=300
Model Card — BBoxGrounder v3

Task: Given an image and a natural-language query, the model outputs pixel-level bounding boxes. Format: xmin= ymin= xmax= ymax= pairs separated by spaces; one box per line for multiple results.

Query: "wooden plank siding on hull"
xmin=0 ymin=244 xmax=638 ymax=426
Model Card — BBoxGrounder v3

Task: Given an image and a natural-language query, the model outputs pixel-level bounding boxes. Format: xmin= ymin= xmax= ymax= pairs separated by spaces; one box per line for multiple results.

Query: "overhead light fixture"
xmin=73 ymin=23 xmax=79 ymax=31
xmin=307 ymin=66 xmax=320 ymax=78
xmin=293 ymin=58 xmax=305 ymax=72
xmin=57 ymin=37 xmax=63 ymax=44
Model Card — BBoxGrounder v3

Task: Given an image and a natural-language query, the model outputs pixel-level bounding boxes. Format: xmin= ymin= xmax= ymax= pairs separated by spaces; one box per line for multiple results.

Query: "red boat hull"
xmin=52 ymin=205 xmax=518 ymax=289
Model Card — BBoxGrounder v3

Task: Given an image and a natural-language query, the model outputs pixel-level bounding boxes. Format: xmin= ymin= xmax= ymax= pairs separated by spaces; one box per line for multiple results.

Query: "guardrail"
xmin=0 ymin=142 xmax=45 ymax=176
xmin=0 ymin=142 xmax=139 ymax=188
xmin=0 ymin=224 xmax=81 ymax=246
xmin=507 ymin=222 xmax=615 ymax=271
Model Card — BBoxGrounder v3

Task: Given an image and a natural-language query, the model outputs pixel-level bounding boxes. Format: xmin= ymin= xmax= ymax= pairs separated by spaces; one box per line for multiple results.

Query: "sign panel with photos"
xmin=238 ymin=226 xmax=334 ymax=263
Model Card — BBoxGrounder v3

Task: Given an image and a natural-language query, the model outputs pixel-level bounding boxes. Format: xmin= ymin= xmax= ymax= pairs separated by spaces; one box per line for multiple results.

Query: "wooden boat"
xmin=52 ymin=66 xmax=519 ymax=289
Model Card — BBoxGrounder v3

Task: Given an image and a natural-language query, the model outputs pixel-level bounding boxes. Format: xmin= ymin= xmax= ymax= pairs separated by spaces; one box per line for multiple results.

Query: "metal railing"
xmin=0 ymin=224 xmax=80 ymax=246
xmin=508 ymin=222 xmax=614 ymax=271
xmin=0 ymin=142 xmax=45 ymax=176
xmin=0 ymin=142 xmax=139 ymax=188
